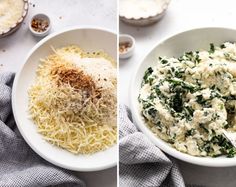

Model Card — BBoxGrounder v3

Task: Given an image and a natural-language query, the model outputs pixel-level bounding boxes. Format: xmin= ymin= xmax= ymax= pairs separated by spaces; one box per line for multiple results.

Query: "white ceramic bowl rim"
xmin=12 ymin=26 xmax=117 ymax=171
xmin=130 ymin=27 xmax=236 ymax=167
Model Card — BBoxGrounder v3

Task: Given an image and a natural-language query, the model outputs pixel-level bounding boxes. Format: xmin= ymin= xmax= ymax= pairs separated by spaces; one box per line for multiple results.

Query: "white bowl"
xmin=119 ymin=34 xmax=135 ymax=59
xmin=12 ymin=27 xmax=117 ymax=171
xmin=0 ymin=0 xmax=29 ymax=38
xmin=119 ymin=0 xmax=171 ymax=26
xmin=29 ymin=13 xmax=51 ymax=37
xmin=130 ymin=27 xmax=236 ymax=167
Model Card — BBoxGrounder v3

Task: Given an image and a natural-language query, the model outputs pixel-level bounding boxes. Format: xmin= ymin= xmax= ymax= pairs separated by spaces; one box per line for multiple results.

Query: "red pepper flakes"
xmin=31 ymin=18 xmax=49 ymax=33
xmin=119 ymin=42 xmax=131 ymax=54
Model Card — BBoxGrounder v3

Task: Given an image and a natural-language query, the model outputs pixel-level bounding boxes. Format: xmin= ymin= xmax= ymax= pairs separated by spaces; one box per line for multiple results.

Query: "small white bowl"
xmin=130 ymin=27 xmax=236 ymax=167
xmin=119 ymin=34 xmax=135 ymax=59
xmin=29 ymin=13 xmax=51 ymax=37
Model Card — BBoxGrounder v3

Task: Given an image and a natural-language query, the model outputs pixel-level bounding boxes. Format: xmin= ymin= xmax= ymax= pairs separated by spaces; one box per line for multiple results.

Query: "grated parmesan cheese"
xmin=0 ymin=0 xmax=24 ymax=33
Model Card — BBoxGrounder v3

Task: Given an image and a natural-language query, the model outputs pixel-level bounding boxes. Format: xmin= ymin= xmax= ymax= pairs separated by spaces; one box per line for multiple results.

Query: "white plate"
xmin=130 ymin=27 xmax=236 ymax=167
xmin=12 ymin=27 xmax=117 ymax=171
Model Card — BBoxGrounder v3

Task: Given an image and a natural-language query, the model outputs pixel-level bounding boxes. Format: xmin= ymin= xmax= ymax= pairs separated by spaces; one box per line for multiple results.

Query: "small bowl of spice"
xmin=29 ymin=13 xmax=51 ymax=37
xmin=119 ymin=34 xmax=135 ymax=59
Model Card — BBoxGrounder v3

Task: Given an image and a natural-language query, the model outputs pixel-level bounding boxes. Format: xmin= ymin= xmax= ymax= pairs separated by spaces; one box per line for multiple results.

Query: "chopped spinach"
xmin=195 ymin=54 xmax=201 ymax=63
xmin=147 ymin=108 xmax=158 ymax=118
xmin=224 ymin=53 xmax=236 ymax=62
xmin=199 ymin=123 xmax=209 ymax=133
xmin=196 ymin=95 xmax=206 ymax=105
xmin=168 ymin=133 xmax=176 ymax=144
xmin=211 ymin=135 xmax=236 ymax=157
xmin=202 ymin=141 xmax=214 ymax=153
xmin=143 ymin=67 xmax=153 ymax=84
xmin=212 ymin=113 xmax=220 ymax=121
xmin=174 ymin=69 xmax=185 ymax=78
xmin=204 ymin=111 xmax=208 ymax=116
xmin=210 ymin=90 xmax=221 ymax=99
xmin=209 ymin=43 xmax=215 ymax=53
xmin=183 ymin=106 xmax=194 ymax=120
xmin=147 ymin=77 xmax=154 ymax=85
xmin=147 ymin=93 xmax=156 ymax=101
xmin=179 ymin=51 xmax=201 ymax=63
xmin=227 ymin=148 xmax=236 ymax=158
xmin=142 ymin=100 xmax=153 ymax=109
xmin=159 ymin=57 xmax=169 ymax=64
xmin=211 ymin=85 xmax=216 ymax=90
xmin=171 ymin=91 xmax=183 ymax=112
xmin=224 ymin=53 xmax=231 ymax=60
xmin=167 ymin=79 xmax=199 ymax=93
xmin=223 ymin=122 xmax=229 ymax=129
xmin=181 ymin=83 xmax=197 ymax=93
xmin=195 ymin=94 xmax=215 ymax=108
xmin=155 ymin=121 xmax=163 ymax=131
xmin=155 ymin=85 xmax=162 ymax=96
xmin=185 ymin=128 xmax=195 ymax=137
xmin=220 ymin=44 xmax=226 ymax=49
xmin=161 ymin=59 xmax=168 ymax=64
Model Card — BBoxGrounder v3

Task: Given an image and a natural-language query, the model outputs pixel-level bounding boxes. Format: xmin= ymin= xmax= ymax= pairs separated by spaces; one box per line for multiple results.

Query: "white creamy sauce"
xmin=139 ymin=42 xmax=236 ymax=157
xmin=0 ymin=0 xmax=24 ymax=33
xmin=119 ymin=0 xmax=167 ymax=19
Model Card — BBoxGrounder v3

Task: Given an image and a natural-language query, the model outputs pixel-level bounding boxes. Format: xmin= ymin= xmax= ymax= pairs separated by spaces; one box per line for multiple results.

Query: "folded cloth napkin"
xmin=0 ymin=72 xmax=85 ymax=187
xmin=119 ymin=105 xmax=186 ymax=187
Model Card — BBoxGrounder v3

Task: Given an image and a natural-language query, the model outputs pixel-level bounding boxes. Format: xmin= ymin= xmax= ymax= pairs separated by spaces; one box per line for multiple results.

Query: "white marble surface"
xmin=0 ymin=1 xmax=117 ymax=187
xmin=119 ymin=0 xmax=236 ymax=186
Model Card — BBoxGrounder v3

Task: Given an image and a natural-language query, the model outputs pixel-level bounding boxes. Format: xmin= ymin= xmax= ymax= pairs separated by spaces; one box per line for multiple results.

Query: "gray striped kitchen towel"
xmin=119 ymin=105 xmax=186 ymax=187
xmin=0 ymin=72 xmax=85 ymax=187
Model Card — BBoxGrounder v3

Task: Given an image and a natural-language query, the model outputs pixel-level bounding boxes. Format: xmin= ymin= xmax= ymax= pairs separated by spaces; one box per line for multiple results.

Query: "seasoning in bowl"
xmin=119 ymin=34 xmax=135 ymax=59
xmin=31 ymin=18 xmax=49 ymax=33
xmin=29 ymin=13 xmax=51 ymax=37
xmin=119 ymin=41 xmax=132 ymax=54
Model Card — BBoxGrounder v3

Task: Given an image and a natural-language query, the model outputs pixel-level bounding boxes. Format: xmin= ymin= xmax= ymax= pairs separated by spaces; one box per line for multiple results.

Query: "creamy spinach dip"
xmin=139 ymin=42 xmax=236 ymax=157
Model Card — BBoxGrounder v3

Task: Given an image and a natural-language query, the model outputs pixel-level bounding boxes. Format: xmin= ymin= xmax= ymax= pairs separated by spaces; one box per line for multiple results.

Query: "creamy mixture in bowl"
xmin=139 ymin=42 xmax=236 ymax=157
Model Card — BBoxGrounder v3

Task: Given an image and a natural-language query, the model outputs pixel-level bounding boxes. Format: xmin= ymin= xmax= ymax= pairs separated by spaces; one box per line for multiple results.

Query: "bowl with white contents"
xmin=119 ymin=0 xmax=170 ymax=26
xmin=29 ymin=13 xmax=51 ymax=37
xmin=0 ymin=0 xmax=28 ymax=38
xmin=130 ymin=27 xmax=236 ymax=167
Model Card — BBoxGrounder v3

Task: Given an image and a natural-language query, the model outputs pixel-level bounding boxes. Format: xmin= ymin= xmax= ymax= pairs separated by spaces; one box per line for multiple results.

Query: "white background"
xmin=0 ymin=0 xmax=117 ymax=187
xmin=120 ymin=0 xmax=236 ymax=186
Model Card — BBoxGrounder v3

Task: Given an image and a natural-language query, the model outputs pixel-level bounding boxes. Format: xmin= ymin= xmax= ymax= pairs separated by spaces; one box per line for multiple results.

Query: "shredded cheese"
xmin=28 ymin=45 xmax=117 ymax=154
